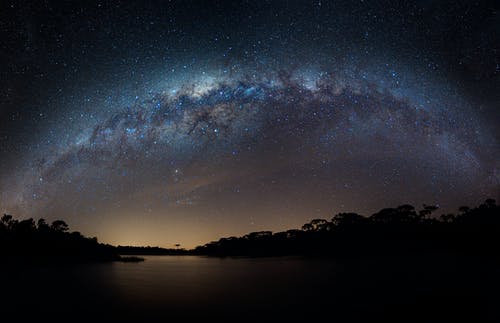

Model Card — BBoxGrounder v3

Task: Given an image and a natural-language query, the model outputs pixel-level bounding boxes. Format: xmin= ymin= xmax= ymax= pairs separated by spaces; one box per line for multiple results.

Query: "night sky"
xmin=1 ymin=1 xmax=499 ymax=248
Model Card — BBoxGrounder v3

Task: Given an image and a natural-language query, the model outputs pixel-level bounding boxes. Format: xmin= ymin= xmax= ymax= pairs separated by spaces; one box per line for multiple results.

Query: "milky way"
xmin=1 ymin=62 xmax=496 ymax=246
xmin=1 ymin=1 xmax=498 ymax=247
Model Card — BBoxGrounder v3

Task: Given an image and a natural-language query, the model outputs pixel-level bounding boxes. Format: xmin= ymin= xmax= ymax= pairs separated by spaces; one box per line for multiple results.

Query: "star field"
xmin=0 ymin=1 xmax=498 ymax=247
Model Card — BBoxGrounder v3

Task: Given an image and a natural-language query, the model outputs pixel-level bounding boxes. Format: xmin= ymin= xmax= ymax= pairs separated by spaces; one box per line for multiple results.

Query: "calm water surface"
xmin=2 ymin=255 xmax=498 ymax=321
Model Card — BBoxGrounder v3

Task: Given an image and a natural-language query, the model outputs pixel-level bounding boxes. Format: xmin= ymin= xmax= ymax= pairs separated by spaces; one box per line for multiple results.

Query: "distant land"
xmin=1 ymin=199 xmax=498 ymax=263
xmin=116 ymin=245 xmax=190 ymax=256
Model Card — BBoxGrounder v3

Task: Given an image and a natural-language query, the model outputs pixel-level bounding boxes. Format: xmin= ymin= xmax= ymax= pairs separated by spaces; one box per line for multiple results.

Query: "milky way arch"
xmin=1 ymin=65 xmax=497 ymax=248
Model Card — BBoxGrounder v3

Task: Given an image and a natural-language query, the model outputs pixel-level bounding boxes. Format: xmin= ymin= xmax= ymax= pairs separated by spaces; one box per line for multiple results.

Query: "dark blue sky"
xmin=0 ymin=1 xmax=498 ymax=247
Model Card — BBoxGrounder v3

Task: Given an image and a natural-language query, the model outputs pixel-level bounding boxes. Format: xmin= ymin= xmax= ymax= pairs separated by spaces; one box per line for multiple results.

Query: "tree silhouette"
xmin=458 ymin=206 xmax=470 ymax=214
xmin=332 ymin=212 xmax=365 ymax=227
xmin=302 ymin=223 xmax=313 ymax=231
xmin=2 ymin=199 xmax=498 ymax=260
xmin=37 ymin=218 xmax=50 ymax=232
xmin=1 ymin=214 xmax=12 ymax=223
xmin=0 ymin=216 xmax=120 ymax=263
xmin=51 ymin=220 xmax=69 ymax=232
xmin=419 ymin=204 xmax=439 ymax=219
xmin=194 ymin=199 xmax=499 ymax=257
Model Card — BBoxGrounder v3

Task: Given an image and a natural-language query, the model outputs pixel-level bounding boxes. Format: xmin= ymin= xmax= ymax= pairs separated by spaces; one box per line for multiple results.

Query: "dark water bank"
xmin=117 ymin=245 xmax=190 ymax=255
xmin=1 ymin=253 xmax=498 ymax=322
xmin=118 ymin=256 xmax=144 ymax=262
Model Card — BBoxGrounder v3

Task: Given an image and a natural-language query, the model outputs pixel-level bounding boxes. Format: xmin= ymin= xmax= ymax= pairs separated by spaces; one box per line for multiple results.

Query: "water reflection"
xmin=109 ymin=256 xmax=341 ymax=318
xmin=1 ymin=255 xmax=497 ymax=321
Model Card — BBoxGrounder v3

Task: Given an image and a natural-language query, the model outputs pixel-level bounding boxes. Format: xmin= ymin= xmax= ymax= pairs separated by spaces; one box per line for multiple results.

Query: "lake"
xmin=2 ymin=254 xmax=498 ymax=321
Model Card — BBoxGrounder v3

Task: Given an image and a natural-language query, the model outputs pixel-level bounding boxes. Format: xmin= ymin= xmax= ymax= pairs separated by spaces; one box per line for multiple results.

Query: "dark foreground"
xmin=1 ymin=254 xmax=498 ymax=322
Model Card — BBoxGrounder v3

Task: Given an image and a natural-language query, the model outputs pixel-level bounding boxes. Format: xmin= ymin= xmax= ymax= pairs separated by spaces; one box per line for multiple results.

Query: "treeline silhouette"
xmin=194 ymin=199 xmax=500 ymax=257
xmin=117 ymin=245 xmax=189 ymax=255
xmin=1 ymin=199 xmax=498 ymax=262
xmin=0 ymin=215 xmax=121 ymax=263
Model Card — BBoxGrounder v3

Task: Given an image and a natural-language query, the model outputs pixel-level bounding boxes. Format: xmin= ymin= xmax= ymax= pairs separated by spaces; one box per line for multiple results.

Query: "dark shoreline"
xmin=1 ymin=199 xmax=498 ymax=264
